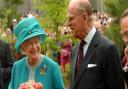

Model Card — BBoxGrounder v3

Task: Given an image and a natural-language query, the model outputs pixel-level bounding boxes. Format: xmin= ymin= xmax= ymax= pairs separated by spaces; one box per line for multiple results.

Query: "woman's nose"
xmin=32 ymin=42 xmax=38 ymax=48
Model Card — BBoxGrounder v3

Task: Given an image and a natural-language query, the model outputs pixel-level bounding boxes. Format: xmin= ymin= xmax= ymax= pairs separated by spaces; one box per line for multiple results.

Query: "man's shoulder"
xmin=93 ymin=31 xmax=116 ymax=50
xmin=101 ymin=35 xmax=115 ymax=46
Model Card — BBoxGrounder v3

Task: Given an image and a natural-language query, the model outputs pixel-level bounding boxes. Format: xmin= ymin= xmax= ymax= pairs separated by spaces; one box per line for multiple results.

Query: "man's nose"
xmin=67 ymin=23 xmax=71 ymax=30
xmin=66 ymin=19 xmax=70 ymax=26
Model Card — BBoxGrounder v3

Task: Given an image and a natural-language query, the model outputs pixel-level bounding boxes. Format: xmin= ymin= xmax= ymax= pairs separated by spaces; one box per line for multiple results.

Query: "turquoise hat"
xmin=14 ymin=17 xmax=46 ymax=52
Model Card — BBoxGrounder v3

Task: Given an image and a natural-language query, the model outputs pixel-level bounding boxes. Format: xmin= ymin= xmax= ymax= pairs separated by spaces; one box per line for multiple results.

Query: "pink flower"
xmin=19 ymin=80 xmax=43 ymax=89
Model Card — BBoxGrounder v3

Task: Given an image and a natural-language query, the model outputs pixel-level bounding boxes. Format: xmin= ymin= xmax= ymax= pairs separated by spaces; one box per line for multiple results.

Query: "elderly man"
xmin=0 ymin=62 xmax=3 ymax=89
xmin=120 ymin=8 xmax=128 ymax=88
xmin=67 ymin=0 xmax=125 ymax=89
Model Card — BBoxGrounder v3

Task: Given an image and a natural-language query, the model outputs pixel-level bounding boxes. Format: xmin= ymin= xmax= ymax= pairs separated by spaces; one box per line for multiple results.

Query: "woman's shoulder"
xmin=43 ymin=55 xmax=58 ymax=66
xmin=14 ymin=57 xmax=27 ymax=65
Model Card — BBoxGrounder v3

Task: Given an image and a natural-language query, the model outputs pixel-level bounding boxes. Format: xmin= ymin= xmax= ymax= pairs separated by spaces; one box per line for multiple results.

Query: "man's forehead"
xmin=68 ymin=0 xmax=79 ymax=10
xmin=67 ymin=11 xmax=74 ymax=17
xmin=121 ymin=17 xmax=128 ymax=27
xmin=121 ymin=16 xmax=128 ymax=23
xmin=67 ymin=5 xmax=78 ymax=17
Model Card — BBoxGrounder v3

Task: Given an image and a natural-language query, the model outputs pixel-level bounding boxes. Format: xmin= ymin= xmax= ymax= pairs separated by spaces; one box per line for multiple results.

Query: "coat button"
xmin=28 ymin=32 xmax=31 ymax=34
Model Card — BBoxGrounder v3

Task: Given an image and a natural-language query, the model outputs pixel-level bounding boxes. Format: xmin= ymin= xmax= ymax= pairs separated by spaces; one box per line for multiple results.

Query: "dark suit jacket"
xmin=0 ymin=62 xmax=3 ymax=89
xmin=0 ymin=40 xmax=14 ymax=89
xmin=121 ymin=51 xmax=128 ymax=87
xmin=70 ymin=30 xmax=125 ymax=89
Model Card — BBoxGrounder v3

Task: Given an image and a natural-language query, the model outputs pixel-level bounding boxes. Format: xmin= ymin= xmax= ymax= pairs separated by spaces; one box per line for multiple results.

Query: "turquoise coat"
xmin=8 ymin=55 xmax=64 ymax=89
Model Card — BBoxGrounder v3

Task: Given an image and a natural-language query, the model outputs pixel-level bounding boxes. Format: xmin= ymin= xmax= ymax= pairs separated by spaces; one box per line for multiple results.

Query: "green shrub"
xmin=104 ymin=24 xmax=124 ymax=55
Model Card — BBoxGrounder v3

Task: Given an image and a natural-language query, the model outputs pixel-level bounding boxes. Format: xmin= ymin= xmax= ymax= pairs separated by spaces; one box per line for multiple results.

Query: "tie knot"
xmin=80 ymin=40 xmax=86 ymax=47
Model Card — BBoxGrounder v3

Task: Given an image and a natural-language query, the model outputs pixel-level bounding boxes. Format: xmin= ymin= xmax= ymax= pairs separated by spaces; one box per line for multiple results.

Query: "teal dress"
xmin=8 ymin=55 xmax=64 ymax=89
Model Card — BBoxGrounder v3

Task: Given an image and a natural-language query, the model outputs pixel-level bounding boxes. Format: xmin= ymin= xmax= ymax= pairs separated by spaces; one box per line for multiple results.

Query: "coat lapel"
xmin=71 ymin=44 xmax=79 ymax=88
xmin=74 ymin=30 xmax=100 ymax=88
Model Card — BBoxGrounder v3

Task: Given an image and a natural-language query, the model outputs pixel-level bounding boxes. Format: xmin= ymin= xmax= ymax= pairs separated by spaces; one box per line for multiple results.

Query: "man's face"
xmin=121 ymin=16 xmax=128 ymax=45
xmin=67 ymin=4 xmax=88 ymax=40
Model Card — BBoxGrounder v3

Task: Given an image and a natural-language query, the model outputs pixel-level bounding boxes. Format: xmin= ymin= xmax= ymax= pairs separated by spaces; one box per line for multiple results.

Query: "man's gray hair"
xmin=77 ymin=0 xmax=93 ymax=15
xmin=120 ymin=8 xmax=128 ymax=21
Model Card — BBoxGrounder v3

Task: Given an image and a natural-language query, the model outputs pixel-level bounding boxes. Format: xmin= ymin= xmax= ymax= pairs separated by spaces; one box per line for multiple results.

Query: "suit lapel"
xmin=74 ymin=30 xmax=100 ymax=88
xmin=74 ymin=40 xmax=96 ymax=87
xmin=71 ymin=44 xmax=79 ymax=87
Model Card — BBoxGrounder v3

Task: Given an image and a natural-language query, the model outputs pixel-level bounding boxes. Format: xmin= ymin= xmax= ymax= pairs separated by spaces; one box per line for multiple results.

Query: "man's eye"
xmin=70 ymin=18 xmax=73 ymax=21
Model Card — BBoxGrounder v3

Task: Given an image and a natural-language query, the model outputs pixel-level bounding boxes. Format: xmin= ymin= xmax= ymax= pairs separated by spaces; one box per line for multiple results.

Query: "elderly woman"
xmin=8 ymin=17 xmax=64 ymax=89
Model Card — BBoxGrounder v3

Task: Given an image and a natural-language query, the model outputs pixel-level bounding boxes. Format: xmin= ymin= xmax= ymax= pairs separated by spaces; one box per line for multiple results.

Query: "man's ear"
xmin=82 ymin=12 xmax=88 ymax=21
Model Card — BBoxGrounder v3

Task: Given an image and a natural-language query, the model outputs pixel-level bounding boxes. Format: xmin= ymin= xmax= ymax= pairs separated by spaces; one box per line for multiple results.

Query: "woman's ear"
xmin=20 ymin=45 xmax=25 ymax=53
xmin=20 ymin=47 xmax=26 ymax=55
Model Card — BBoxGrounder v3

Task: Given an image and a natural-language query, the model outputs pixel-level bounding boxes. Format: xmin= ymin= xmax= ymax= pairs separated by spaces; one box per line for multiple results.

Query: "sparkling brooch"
xmin=40 ymin=65 xmax=47 ymax=75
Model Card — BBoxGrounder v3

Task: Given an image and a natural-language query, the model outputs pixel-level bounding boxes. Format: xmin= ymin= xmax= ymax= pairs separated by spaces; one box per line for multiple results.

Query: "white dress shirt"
xmin=83 ymin=26 xmax=96 ymax=56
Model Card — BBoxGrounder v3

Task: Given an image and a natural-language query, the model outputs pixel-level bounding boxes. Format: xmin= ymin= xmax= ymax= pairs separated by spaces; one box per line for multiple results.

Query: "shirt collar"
xmin=84 ymin=26 xmax=96 ymax=44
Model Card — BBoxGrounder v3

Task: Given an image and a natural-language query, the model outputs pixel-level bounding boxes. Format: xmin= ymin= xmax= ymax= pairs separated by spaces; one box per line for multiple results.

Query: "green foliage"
xmin=0 ymin=0 xmax=25 ymax=60
xmin=0 ymin=16 xmax=8 ymax=31
xmin=105 ymin=0 xmax=128 ymax=23
xmin=59 ymin=33 xmax=80 ymax=46
xmin=104 ymin=0 xmax=128 ymax=55
xmin=41 ymin=36 xmax=60 ymax=63
xmin=41 ymin=37 xmax=60 ymax=53
xmin=104 ymin=24 xmax=124 ymax=55
xmin=34 ymin=0 xmax=69 ymax=26
xmin=60 ymin=63 xmax=70 ymax=88
xmin=33 ymin=0 xmax=69 ymax=40
xmin=0 ymin=0 xmax=24 ymax=28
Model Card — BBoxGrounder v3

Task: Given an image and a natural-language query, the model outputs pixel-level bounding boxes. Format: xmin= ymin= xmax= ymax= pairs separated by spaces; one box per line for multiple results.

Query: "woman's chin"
xmin=29 ymin=53 xmax=40 ymax=60
xmin=33 ymin=55 xmax=40 ymax=60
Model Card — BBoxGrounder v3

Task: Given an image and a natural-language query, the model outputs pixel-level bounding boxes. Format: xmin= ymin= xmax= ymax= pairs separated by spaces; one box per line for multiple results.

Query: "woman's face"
xmin=21 ymin=36 xmax=41 ymax=62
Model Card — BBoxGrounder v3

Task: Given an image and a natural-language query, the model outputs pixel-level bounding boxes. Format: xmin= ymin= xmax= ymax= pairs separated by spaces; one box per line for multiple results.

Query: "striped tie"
xmin=77 ymin=40 xmax=86 ymax=72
